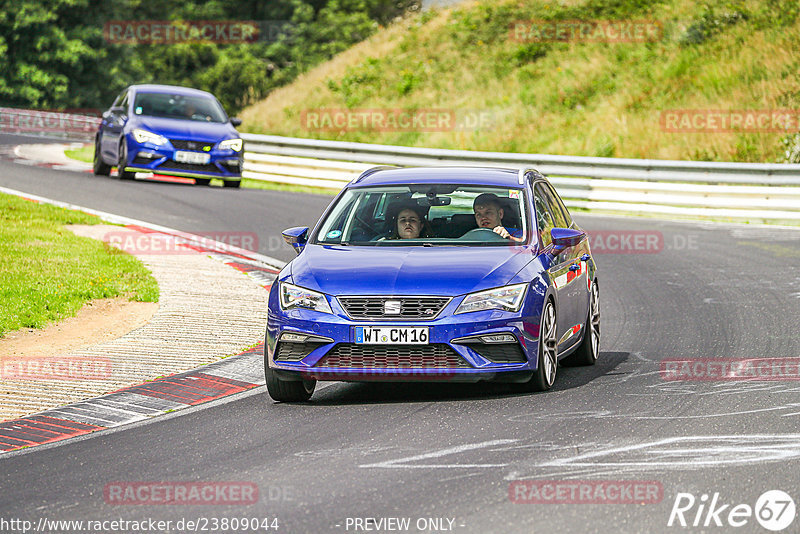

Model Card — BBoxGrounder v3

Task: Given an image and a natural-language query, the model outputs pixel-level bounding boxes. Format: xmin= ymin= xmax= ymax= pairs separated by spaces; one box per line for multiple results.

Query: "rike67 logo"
xmin=668 ymin=490 xmax=796 ymax=531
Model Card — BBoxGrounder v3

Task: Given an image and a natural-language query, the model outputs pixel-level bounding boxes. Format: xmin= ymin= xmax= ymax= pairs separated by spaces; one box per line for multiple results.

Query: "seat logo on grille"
xmin=384 ymin=300 xmax=402 ymax=315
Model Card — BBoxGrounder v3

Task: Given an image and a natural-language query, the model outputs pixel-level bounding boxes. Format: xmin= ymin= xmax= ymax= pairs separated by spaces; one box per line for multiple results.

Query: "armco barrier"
xmin=3 ymin=107 xmax=798 ymax=221
xmin=242 ymin=133 xmax=800 ymax=221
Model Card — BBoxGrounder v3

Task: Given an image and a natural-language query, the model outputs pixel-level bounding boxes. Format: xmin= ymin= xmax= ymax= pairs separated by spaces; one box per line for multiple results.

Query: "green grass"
xmin=64 ymin=144 xmax=93 ymax=163
xmin=0 ymin=193 xmax=159 ymax=338
xmin=242 ymin=0 xmax=800 ymax=163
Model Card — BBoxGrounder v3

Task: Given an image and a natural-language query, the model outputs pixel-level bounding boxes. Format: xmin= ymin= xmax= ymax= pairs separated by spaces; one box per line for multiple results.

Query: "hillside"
xmin=241 ymin=0 xmax=800 ymax=163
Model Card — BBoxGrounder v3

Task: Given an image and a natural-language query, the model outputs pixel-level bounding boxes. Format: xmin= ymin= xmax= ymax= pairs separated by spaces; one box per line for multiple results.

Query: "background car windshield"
xmin=132 ymin=92 xmax=227 ymax=123
xmin=314 ymin=185 xmax=527 ymax=246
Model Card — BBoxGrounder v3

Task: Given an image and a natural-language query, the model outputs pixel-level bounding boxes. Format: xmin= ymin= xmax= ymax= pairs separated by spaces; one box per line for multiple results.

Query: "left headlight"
xmin=132 ymin=128 xmax=167 ymax=145
xmin=455 ymin=283 xmax=528 ymax=315
xmin=218 ymin=138 xmax=243 ymax=152
xmin=279 ymin=282 xmax=332 ymax=314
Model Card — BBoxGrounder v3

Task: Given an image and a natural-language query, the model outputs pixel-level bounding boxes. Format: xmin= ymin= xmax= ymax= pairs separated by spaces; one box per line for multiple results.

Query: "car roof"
xmin=127 ymin=84 xmax=215 ymax=98
xmin=350 ymin=166 xmax=537 ymax=188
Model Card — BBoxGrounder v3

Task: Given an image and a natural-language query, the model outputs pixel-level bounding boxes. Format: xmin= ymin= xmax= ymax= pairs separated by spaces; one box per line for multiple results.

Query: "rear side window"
xmin=537 ymin=183 xmax=569 ymax=229
xmin=533 ymin=184 xmax=556 ymax=247
xmin=544 ymin=183 xmax=573 ymax=227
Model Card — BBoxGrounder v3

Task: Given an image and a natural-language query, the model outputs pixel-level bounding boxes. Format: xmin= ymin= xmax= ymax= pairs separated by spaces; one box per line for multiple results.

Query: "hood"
xmin=289 ymin=244 xmax=534 ymax=296
xmin=132 ymin=116 xmax=238 ymax=143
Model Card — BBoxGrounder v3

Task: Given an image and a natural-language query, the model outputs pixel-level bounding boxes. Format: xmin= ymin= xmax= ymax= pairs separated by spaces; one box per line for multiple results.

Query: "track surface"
xmin=2 ymin=134 xmax=800 ymax=533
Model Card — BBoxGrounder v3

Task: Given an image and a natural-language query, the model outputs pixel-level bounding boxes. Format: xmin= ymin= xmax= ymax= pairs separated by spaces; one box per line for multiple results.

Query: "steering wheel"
xmin=354 ymin=213 xmax=380 ymax=235
xmin=459 ymin=228 xmax=508 ymax=242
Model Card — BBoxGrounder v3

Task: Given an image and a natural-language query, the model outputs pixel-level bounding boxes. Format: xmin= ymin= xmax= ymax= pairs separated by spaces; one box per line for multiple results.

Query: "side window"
xmin=544 ymin=183 xmax=573 ymax=227
xmin=119 ymin=92 xmax=130 ymax=114
xmin=538 ymin=184 xmax=568 ymax=229
xmin=533 ymin=185 xmax=556 ymax=247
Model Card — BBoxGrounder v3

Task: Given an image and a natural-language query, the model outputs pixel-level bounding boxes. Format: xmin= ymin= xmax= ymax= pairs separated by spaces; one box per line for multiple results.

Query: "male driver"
xmin=472 ymin=193 xmax=524 ymax=242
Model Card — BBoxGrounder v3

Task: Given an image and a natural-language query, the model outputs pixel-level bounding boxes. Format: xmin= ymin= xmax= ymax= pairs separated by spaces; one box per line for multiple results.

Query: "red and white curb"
xmin=0 ymin=344 xmax=266 ymax=452
xmin=0 ymin=186 xmax=288 ymax=454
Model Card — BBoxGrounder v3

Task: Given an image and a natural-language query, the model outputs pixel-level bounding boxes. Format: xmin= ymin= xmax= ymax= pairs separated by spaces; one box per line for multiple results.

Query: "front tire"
xmin=563 ymin=279 xmax=600 ymax=366
xmin=117 ymin=140 xmax=135 ymax=180
xmin=522 ymin=298 xmax=558 ymax=392
xmin=93 ymin=136 xmax=111 ymax=176
xmin=265 ymin=365 xmax=316 ymax=402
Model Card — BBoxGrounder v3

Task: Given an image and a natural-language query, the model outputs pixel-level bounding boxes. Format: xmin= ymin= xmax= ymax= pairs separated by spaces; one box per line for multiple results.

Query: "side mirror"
xmin=550 ymin=228 xmax=586 ymax=252
xmin=110 ymin=106 xmax=126 ymax=115
xmin=282 ymin=226 xmax=309 ymax=255
xmin=230 ymin=117 xmax=242 ymax=127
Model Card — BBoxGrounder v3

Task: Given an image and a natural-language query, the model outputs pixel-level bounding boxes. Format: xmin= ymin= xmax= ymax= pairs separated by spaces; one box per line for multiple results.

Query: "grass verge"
xmin=64 ymin=144 xmax=93 ymax=163
xmin=0 ymin=193 xmax=159 ymax=338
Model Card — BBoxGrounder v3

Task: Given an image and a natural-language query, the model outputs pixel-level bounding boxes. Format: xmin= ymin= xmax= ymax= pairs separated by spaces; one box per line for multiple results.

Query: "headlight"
xmin=132 ymin=129 xmax=167 ymax=145
xmin=279 ymin=283 xmax=332 ymax=314
xmin=455 ymin=283 xmax=528 ymax=315
xmin=218 ymin=138 xmax=242 ymax=152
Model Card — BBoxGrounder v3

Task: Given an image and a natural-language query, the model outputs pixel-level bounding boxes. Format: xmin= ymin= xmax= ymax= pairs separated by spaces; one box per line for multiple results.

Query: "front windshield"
xmin=313 ymin=184 xmax=528 ymax=246
xmin=132 ymin=92 xmax=228 ymax=123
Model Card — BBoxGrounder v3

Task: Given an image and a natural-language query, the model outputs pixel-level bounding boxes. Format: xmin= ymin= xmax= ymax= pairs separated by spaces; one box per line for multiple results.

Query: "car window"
xmin=313 ymin=185 xmax=528 ymax=246
xmin=533 ymin=184 xmax=556 ymax=247
xmin=132 ymin=92 xmax=228 ymax=123
xmin=537 ymin=183 xmax=569 ymax=229
xmin=544 ymin=182 xmax=573 ymax=227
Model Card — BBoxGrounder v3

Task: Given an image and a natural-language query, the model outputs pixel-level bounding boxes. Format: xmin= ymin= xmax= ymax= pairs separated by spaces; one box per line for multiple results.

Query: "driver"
xmin=472 ymin=193 xmax=524 ymax=242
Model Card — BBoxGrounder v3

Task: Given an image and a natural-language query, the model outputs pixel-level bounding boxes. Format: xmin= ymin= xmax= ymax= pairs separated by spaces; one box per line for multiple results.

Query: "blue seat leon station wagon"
xmin=93 ymin=84 xmax=244 ymax=187
xmin=265 ymin=166 xmax=600 ymax=402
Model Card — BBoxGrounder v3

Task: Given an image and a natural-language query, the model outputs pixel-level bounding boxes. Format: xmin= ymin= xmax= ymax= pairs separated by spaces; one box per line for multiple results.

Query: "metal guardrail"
xmin=242 ymin=133 xmax=800 ymax=221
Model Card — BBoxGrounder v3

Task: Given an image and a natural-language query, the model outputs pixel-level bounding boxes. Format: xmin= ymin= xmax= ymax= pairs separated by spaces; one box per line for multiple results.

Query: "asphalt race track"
xmin=2 ymin=134 xmax=800 ymax=533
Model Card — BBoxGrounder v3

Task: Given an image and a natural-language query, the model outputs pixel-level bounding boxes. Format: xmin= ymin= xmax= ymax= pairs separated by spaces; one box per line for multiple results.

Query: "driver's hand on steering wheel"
xmin=493 ymin=226 xmax=524 ymax=242
xmin=493 ymin=225 xmax=511 ymax=239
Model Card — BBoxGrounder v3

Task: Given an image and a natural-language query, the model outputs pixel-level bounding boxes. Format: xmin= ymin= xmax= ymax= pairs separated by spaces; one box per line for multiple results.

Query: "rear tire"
xmin=117 ymin=140 xmax=135 ymax=180
xmin=563 ymin=279 xmax=600 ymax=367
xmin=521 ymin=299 xmax=558 ymax=392
xmin=93 ymin=136 xmax=111 ymax=176
xmin=223 ymin=179 xmax=241 ymax=188
xmin=194 ymin=178 xmax=211 ymax=186
xmin=265 ymin=365 xmax=315 ymax=402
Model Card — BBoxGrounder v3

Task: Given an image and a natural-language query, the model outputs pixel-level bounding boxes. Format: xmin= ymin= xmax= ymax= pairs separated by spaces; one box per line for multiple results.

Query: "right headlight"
xmin=279 ymin=282 xmax=332 ymax=315
xmin=455 ymin=283 xmax=528 ymax=315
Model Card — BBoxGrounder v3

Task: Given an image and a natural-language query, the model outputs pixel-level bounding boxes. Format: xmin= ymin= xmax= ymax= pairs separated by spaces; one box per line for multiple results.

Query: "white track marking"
xmin=359 ymin=439 xmax=518 ymax=469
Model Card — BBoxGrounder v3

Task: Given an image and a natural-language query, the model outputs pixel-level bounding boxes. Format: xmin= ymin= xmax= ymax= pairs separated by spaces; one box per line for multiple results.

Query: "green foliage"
xmin=680 ymin=2 xmax=749 ymax=45
xmin=0 ymin=0 xmax=419 ymax=114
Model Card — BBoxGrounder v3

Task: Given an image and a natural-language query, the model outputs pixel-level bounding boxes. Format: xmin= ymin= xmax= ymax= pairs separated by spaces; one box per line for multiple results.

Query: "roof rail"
xmin=353 ymin=165 xmax=398 ymax=183
xmin=517 ymin=167 xmax=543 ymax=185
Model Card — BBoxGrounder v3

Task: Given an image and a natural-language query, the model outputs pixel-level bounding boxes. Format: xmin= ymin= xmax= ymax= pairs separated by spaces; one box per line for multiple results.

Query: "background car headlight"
xmin=218 ymin=138 xmax=243 ymax=152
xmin=279 ymin=283 xmax=332 ymax=314
xmin=132 ymin=129 xmax=168 ymax=145
xmin=455 ymin=283 xmax=528 ymax=315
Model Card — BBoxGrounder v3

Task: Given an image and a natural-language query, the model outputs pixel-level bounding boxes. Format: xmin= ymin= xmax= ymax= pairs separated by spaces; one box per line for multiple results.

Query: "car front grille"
xmin=170 ymin=139 xmax=214 ymax=151
xmin=338 ymin=296 xmax=451 ymax=320
xmin=274 ymin=342 xmax=327 ymax=362
xmin=468 ymin=343 xmax=527 ymax=363
xmin=157 ymin=161 xmax=219 ymax=173
xmin=315 ymin=344 xmax=471 ymax=369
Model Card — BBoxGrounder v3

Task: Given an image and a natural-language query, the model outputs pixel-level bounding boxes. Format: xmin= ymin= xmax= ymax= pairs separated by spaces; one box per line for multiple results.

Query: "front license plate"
xmin=355 ymin=326 xmax=429 ymax=345
xmin=174 ymin=151 xmax=210 ymax=165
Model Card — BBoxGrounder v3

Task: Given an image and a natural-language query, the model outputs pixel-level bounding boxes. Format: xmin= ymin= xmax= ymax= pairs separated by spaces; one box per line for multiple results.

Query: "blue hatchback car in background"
xmin=93 ymin=84 xmax=244 ymax=187
xmin=265 ymin=166 xmax=600 ymax=402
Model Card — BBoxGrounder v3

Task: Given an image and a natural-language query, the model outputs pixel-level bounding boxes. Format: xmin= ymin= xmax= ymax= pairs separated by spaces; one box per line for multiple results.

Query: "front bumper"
xmin=266 ymin=291 xmax=544 ymax=382
xmin=123 ymin=137 xmax=242 ymax=180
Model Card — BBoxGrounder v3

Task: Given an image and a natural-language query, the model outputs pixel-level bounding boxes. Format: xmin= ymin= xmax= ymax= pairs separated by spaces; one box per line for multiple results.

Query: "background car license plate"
xmin=174 ymin=151 xmax=210 ymax=165
xmin=355 ymin=326 xmax=428 ymax=344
